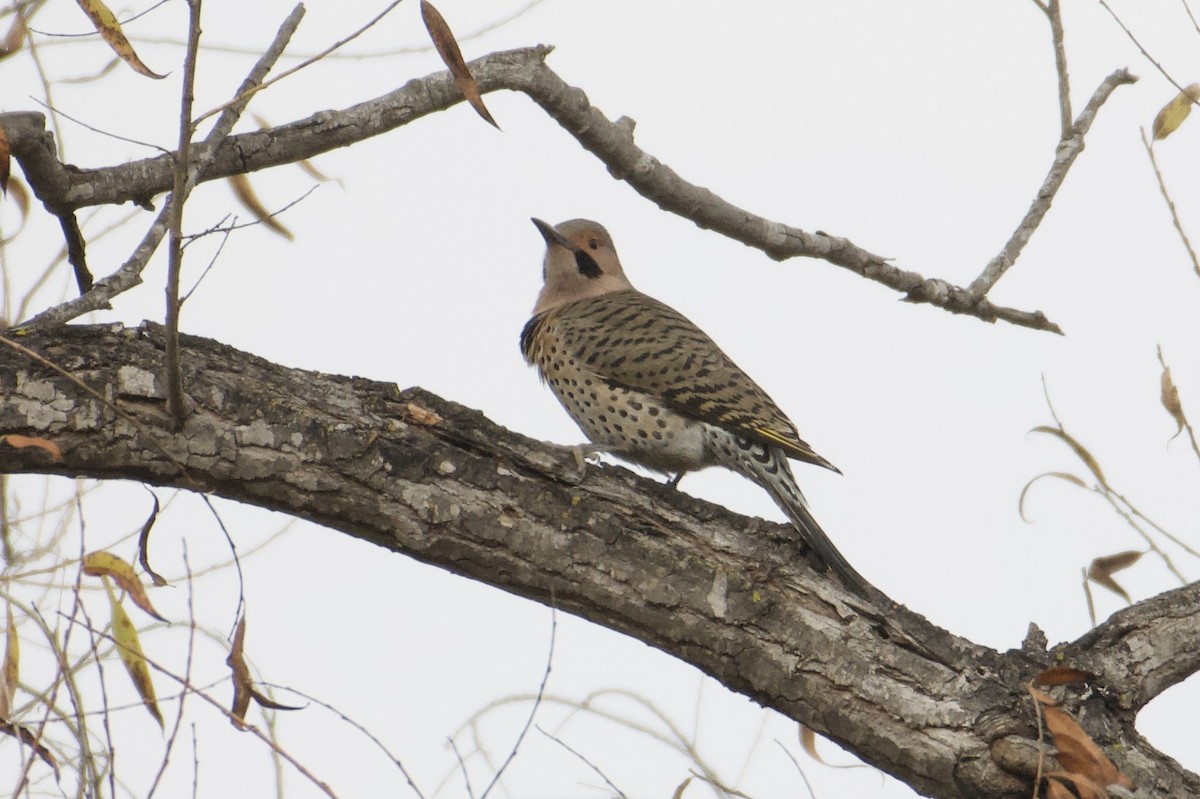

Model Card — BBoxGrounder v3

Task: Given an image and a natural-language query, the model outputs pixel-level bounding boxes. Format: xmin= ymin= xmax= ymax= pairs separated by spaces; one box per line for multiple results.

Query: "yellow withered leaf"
xmin=228 ymin=173 xmax=294 ymax=240
xmin=103 ymin=576 xmax=164 ymax=727
xmin=83 ymin=550 xmax=167 ymax=621
xmin=1 ymin=434 xmax=62 ymax=461
xmin=75 ymin=0 xmax=166 ymax=80
xmin=1160 ymin=358 xmax=1187 ymax=439
xmin=1030 ymin=426 xmax=1105 ymax=486
xmin=1 ymin=176 xmax=30 ymax=243
xmin=0 ymin=604 xmax=17 ymax=721
xmin=420 ymin=0 xmax=500 ymax=129
xmin=1153 ymin=83 xmax=1200 ymax=141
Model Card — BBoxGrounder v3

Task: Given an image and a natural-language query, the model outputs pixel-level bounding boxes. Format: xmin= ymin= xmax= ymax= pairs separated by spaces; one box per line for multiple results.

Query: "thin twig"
xmin=479 ymin=610 xmax=556 ymax=799
xmin=16 ymin=5 xmax=306 ymax=331
xmin=1140 ymin=128 xmax=1200 ymax=278
xmin=535 ymin=726 xmax=628 ymax=799
xmin=192 ymin=0 xmax=405 ymax=126
xmin=1098 ymin=0 xmax=1190 ymax=96
xmin=773 ymin=740 xmax=817 ymax=799
xmin=966 ymin=68 xmax=1137 ymax=298
xmin=165 ymin=0 xmax=203 ymax=423
xmin=1183 ymin=0 xmax=1200 ymax=36
xmin=1046 ymin=0 xmax=1072 ymax=139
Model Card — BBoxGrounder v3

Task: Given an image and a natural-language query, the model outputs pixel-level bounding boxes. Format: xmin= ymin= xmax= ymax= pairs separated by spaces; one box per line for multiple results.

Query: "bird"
xmin=521 ymin=217 xmax=873 ymax=598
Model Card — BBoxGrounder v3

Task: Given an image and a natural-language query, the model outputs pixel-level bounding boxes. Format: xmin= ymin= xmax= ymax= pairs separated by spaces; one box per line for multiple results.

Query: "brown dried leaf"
xmin=228 ymin=615 xmax=252 ymax=728
xmin=1 ymin=434 xmax=62 ymax=461
xmin=1160 ymin=358 xmax=1187 ymax=440
xmin=1033 ymin=667 xmax=1094 ymax=687
xmin=1018 ymin=471 xmax=1087 ymax=522
xmin=799 ymin=724 xmax=825 ymax=763
xmin=0 ymin=722 xmax=60 ymax=779
xmin=228 ymin=173 xmax=294 ymax=240
xmin=1042 ymin=705 xmax=1134 ymax=790
xmin=1153 ymin=83 xmax=1200 ymax=141
xmin=0 ymin=11 xmax=27 ymax=60
xmin=1027 ymin=683 xmax=1057 ymax=707
xmin=420 ymin=0 xmax=499 ymax=129
xmin=103 ymin=576 xmax=164 ymax=727
xmin=137 ymin=494 xmax=168 ymax=587
xmin=0 ymin=604 xmax=17 ymax=720
xmin=1030 ymin=426 xmax=1106 ymax=486
xmin=1087 ymin=550 xmax=1143 ymax=603
xmin=1 ymin=177 xmax=31 ymax=243
xmin=671 ymin=775 xmax=693 ymax=799
xmin=0 ymin=123 xmax=9 ymax=196
xmin=1045 ymin=772 xmax=1107 ymax=799
xmin=75 ymin=0 xmax=166 ymax=79
xmin=83 ymin=550 xmax=167 ymax=621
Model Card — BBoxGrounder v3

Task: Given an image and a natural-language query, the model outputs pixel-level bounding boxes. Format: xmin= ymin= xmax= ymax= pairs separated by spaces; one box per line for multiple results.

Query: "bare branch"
xmin=966 ymin=68 xmax=1137 ymax=299
xmin=1046 ymin=0 xmax=1072 ymax=139
xmin=3 ymin=46 xmax=1087 ymax=334
xmin=1140 ymin=128 xmax=1200 ymax=278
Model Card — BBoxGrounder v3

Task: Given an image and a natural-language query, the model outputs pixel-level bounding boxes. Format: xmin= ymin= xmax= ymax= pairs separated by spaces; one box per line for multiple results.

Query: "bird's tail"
xmin=744 ymin=447 xmax=876 ymax=600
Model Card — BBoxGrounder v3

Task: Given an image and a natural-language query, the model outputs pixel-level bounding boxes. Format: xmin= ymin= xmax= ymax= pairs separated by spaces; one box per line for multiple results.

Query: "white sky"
xmin=2 ymin=1 xmax=1199 ymax=797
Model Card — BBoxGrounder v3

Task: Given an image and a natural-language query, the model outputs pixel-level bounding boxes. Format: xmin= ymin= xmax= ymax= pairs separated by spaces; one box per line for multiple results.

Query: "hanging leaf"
xmin=1159 ymin=351 xmax=1188 ymax=441
xmin=1 ymin=177 xmax=31 ymax=243
xmin=420 ymin=0 xmax=500 ymax=129
xmin=0 ymin=722 xmax=60 ymax=778
xmin=1042 ymin=705 xmax=1134 ymax=790
xmin=103 ymin=576 xmax=164 ymax=727
xmin=83 ymin=550 xmax=166 ymax=621
xmin=75 ymin=0 xmax=166 ymax=79
xmin=0 ymin=11 xmax=27 ymax=61
xmin=228 ymin=174 xmax=294 ymax=240
xmin=137 ymin=493 xmax=168 ymax=587
xmin=1030 ymin=426 xmax=1106 ymax=486
xmin=1086 ymin=550 xmax=1143 ymax=603
xmin=1152 ymin=83 xmax=1200 ymax=141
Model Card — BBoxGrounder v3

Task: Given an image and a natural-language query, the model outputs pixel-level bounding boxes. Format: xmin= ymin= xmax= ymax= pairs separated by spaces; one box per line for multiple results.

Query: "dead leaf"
xmin=0 ymin=123 xmax=9 ymax=196
xmin=1 ymin=177 xmax=31 ymax=243
xmin=1018 ymin=471 xmax=1087 ymax=522
xmin=0 ymin=721 xmax=60 ymax=779
xmin=799 ymin=724 xmax=825 ymax=763
xmin=1045 ymin=772 xmax=1107 ymax=799
xmin=75 ymin=0 xmax=166 ymax=79
xmin=1030 ymin=426 xmax=1106 ymax=486
xmin=1153 ymin=83 xmax=1200 ymax=141
xmin=1 ymin=435 xmax=62 ymax=461
xmin=420 ymin=0 xmax=500 ymax=129
xmin=1087 ymin=550 xmax=1143 ymax=603
xmin=0 ymin=604 xmax=17 ymax=720
xmin=1033 ymin=667 xmax=1094 ymax=687
xmin=1042 ymin=705 xmax=1134 ymax=790
xmin=0 ymin=11 xmax=26 ymax=60
xmin=671 ymin=775 xmax=692 ymax=799
xmin=228 ymin=173 xmax=294 ymax=240
xmin=1159 ymin=352 xmax=1187 ymax=441
xmin=137 ymin=494 xmax=168 ymax=587
xmin=83 ymin=551 xmax=167 ymax=621
xmin=103 ymin=576 xmax=164 ymax=727
xmin=228 ymin=615 xmax=252 ymax=728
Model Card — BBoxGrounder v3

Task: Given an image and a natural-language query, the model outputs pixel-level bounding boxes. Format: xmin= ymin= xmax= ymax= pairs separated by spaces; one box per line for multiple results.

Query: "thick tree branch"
xmin=0 ymin=44 xmax=1131 ymax=333
xmin=0 ymin=324 xmax=1196 ymax=798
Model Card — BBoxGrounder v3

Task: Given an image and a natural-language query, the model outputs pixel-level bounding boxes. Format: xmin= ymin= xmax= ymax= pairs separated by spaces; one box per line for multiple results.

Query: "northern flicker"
xmin=522 ymin=217 xmax=872 ymax=597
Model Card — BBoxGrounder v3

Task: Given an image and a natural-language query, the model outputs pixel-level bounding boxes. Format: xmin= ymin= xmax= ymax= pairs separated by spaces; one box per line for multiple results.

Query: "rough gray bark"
xmin=1 ymin=323 xmax=1196 ymax=799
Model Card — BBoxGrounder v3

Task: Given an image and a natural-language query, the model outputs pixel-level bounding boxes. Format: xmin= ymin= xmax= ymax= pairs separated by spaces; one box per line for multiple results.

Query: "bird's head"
xmin=530 ymin=218 xmax=634 ymax=315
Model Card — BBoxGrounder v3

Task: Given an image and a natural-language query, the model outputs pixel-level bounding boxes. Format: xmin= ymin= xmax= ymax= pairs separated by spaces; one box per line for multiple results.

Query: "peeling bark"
xmin=1 ymin=324 xmax=1196 ymax=798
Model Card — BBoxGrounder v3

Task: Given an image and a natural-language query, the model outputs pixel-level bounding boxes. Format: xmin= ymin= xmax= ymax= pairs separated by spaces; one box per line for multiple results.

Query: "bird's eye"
xmin=587 ymin=238 xmax=599 ymax=250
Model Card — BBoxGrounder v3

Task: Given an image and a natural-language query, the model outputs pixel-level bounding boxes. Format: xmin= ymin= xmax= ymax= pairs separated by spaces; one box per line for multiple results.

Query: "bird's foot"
xmin=665 ymin=471 xmax=686 ymax=490
xmin=570 ymin=444 xmax=606 ymax=481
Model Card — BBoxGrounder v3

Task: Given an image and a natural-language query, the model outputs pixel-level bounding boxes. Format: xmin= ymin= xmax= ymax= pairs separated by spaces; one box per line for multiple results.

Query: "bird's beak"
xmin=531 ymin=218 xmax=575 ymax=251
